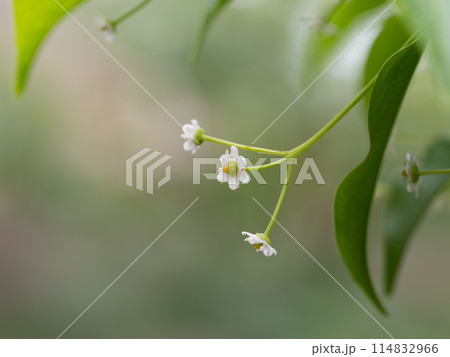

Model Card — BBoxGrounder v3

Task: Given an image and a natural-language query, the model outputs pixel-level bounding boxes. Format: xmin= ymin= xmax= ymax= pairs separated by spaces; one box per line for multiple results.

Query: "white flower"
xmin=402 ymin=152 xmax=421 ymax=197
xmin=96 ymin=17 xmax=116 ymax=44
xmin=242 ymin=232 xmax=277 ymax=257
xmin=181 ymin=119 xmax=203 ymax=154
xmin=217 ymin=146 xmax=250 ymax=190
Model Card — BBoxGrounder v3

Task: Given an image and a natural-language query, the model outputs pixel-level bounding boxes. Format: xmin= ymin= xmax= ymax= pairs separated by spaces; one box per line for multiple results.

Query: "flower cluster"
xmin=181 ymin=120 xmax=277 ymax=257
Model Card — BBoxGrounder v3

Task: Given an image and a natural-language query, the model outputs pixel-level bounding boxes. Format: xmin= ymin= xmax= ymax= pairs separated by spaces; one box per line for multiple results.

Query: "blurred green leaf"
xmin=364 ymin=16 xmax=410 ymax=86
xmin=332 ymin=0 xmax=387 ymax=30
xmin=14 ymin=0 xmax=86 ymax=94
xmin=190 ymin=0 xmax=233 ymax=64
xmin=384 ymin=140 xmax=450 ymax=295
xmin=305 ymin=0 xmax=387 ymax=70
xmin=399 ymin=0 xmax=450 ymax=91
xmin=334 ymin=42 xmax=421 ymax=313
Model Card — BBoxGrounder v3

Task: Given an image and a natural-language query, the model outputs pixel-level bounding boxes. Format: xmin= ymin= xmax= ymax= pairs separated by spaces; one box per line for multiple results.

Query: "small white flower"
xmin=242 ymin=232 xmax=277 ymax=257
xmin=217 ymin=146 xmax=250 ymax=190
xmin=96 ymin=17 xmax=116 ymax=44
xmin=402 ymin=152 xmax=421 ymax=197
xmin=181 ymin=119 xmax=203 ymax=154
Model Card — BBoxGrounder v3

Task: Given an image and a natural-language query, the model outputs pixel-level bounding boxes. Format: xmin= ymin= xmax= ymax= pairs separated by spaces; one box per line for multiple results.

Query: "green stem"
xmin=112 ymin=0 xmax=152 ymax=27
xmin=247 ymin=76 xmax=377 ymax=171
xmin=289 ymin=75 xmax=377 ymax=157
xmin=264 ymin=164 xmax=293 ymax=237
xmin=419 ymin=169 xmax=450 ymax=176
xmin=246 ymin=32 xmax=419 ymax=172
xmin=203 ymin=135 xmax=288 ymax=156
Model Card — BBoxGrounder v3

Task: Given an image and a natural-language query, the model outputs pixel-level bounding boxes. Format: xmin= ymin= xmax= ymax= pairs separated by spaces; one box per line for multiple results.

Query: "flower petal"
xmin=237 ymin=156 xmax=247 ymax=169
xmin=238 ymin=170 xmax=250 ymax=184
xmin=217 ymin=169 xmax=228 ymax=183
xmin=228 ymin=181 xmax=239 ymax=190
xmin=182 ymin=123 xmax=193 ymax=133
xmin=230 ymin=146 xmax=239 ymax=157
xmin=220 ymin=154 xmax=229 ymax=167
xmin=243 ymin=232 xmax=265 ymax=245
xmin=265 ymin=245 xmax=277 ymax=257
xmin=191 ymin=119 xmax=200 ymax=128
xmin=183 ymin=140 xmax=195 ymax=152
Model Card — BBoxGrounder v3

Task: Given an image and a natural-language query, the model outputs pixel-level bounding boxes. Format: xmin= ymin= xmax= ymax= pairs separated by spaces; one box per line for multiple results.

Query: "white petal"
xmin=220 ymin=154 xmax=229 ymax=167
xmin=244 ymin=237 xmax=261 ymax=245
xmin=265 ymin=245 xmax=277 ymax=257
xmin=191 ymin=119 xmax=200 ymax=128
xmin=228 ymin=181 xmax=239 ymax=190
xmin=183 ymin=140 xmax=195 ymax=152
xmin=191 ymin=145 xmax=200 ymax=154
xmin=105 ymin=32 xmax=115 ymax=44
xmin=217 ymin=169 xmax=228 ymax=183
xmin=182 ymin=123 xmax=193 ymax=133
xmin=243 ymin=233 xmax=265 ymax=245
xmin=237 ymin=159 xmax=247 ymax=172
xmin=238 ymin=170 xmax=250 ymax=184
xmin=182 ymin=124 xmax=197 ymax=138
xmin=230 ymin=146 xmax=239 ymax=157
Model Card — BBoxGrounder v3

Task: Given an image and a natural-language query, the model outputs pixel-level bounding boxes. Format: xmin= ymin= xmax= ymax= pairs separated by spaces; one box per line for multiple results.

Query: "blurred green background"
xmin=1 ymin=0 xmax=450 ymax=338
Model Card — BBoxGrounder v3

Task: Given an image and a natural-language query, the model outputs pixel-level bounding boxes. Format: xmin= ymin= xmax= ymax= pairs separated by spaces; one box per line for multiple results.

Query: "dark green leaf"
xmin=190 ymin=0 xmax=233 ymax=64
xmin=334 ymin=42 xmax=421 ymax=313
xmin=14 ymin=0 xmax=86 ymax=94
xmin=364 ymin=16 xmax=410 ymax=86
xmin=399 ymin=0 xmax=450 ymax=91
xmin=384 ymin=140 xmax=450 ymax=295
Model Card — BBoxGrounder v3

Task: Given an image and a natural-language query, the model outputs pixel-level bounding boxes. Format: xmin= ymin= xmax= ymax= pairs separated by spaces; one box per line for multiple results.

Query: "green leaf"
xmin=14 ymin=0 xmax=86 ymax=94
xmin=190 ymin=0 xmax=233 ymax=64
xmin=399 ymin=0 xmax=450 ymax=91
xmin=364 ymin=16 xmax=410 ymax=86
xmin=334 ymin=42 xmax=421 ymax=313
xmin=384 ymin=140 xmax=450 ymax=295
xmin=305 ymin=0 xmax=387 ymax=70
xmin=332 ymin=0 xmax=387 ymax=30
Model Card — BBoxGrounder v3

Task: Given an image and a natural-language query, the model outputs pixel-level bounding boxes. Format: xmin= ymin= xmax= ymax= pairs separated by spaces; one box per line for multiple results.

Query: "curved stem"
xmin=246 ymin=156 xmax=289 ymax=171
xmin=419 ymin=169 xmax=450 ymax=176
xmin=245 ymin=32 xmax=419 ymax=172
xmin=288 ymin=75 xmax=377 ymax=158
xmin=112 ymin=0 xmax=152 ymax=27
xmin=203 ymin=135 xmax=288 ymax=156
xmin=264 ymin=164 xmax=293 ymax=237
xmin=246 ymin=76 xmax=377 ymax=171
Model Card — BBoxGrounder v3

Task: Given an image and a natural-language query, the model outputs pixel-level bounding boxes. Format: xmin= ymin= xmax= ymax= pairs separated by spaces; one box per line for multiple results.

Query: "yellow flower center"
xmin=223 ymin=160 xmax=237 ymax=176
